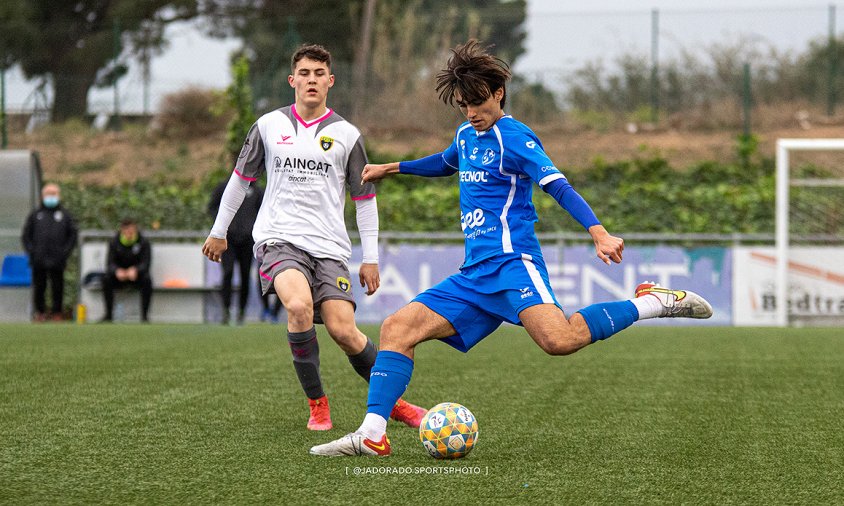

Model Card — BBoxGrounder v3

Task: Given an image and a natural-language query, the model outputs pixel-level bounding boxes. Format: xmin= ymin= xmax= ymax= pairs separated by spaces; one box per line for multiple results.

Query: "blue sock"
xmin=577 ymin=301 xmax=639 ymax=342
xmin=367 ymin=350 xmax=414 ymax=420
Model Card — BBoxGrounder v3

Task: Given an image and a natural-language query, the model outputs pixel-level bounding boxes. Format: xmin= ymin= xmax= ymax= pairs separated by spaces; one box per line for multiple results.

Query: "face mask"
xmin=43 ymin=196 xmax=60 ymax=208
xmin=119 ymin=233 xmax=138 ymax=247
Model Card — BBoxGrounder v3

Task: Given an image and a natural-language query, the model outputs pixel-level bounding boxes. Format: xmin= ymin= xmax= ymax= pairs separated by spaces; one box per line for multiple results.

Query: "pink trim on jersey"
xmin=292 ymin=104 xmax=334 ymax=128
xmin=351 ymin=193 xmax=376 ymax=201
xmin=260 ymin=261 xmax=284 ymax=281
xmin=234 ymin=168 xmax=257 ymax=182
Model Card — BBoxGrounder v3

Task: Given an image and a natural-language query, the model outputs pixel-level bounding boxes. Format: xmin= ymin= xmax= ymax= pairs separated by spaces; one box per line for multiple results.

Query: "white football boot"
xmin=309 ymin=432 xmax=391 ymax=457
xmin=635 ymin=281 xmax=713 ymax=319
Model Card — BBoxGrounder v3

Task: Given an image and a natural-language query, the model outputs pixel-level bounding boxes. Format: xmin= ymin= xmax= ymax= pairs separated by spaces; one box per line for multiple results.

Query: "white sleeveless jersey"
xmin=234 ymin=105 xmax=374 ymax=263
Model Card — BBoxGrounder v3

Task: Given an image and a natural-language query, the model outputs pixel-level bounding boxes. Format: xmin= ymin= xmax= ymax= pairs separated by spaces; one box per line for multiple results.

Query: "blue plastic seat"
xmin=0 ymin=254 xmax=31 ymax=287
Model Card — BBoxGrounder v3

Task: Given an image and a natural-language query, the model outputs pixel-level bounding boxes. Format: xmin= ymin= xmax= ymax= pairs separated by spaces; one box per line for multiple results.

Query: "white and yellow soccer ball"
xmin=419 ymin=402 xmax=479 ymax=459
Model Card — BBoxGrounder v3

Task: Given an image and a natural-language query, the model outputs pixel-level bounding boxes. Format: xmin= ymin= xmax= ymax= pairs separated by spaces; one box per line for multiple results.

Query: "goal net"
xmin=775 ymin=139 xmax=844 ymax=326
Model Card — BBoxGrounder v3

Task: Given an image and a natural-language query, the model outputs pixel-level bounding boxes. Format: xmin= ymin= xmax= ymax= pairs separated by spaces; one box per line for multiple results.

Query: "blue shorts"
xmin=413 ymin=253 xmax=561 ymax=353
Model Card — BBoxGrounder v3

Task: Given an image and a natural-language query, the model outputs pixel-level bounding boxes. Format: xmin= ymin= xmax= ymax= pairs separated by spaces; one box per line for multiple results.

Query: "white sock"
xmin=358 ymin=413 xmax=388 ymax=440
xmin=631 ymin=295 xmax=664 ymax=320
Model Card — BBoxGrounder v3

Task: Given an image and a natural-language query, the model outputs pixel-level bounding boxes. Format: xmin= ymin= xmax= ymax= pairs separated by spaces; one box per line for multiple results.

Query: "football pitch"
xmin=1 ymin=323 xmax=841 ymax=504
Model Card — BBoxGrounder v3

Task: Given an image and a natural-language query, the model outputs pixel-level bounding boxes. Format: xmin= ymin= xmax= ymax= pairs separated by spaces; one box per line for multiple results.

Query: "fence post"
xmin=743 ymin=62 xmax=752 ymax=137
xmin=1 ymin=67 xmax=6 ymax=149
xmin=828 ymin=3 xmax=838 ymax=117
xmin=650 ymin=8 xmax=660 ymax=124
xmin=111 ymin=17 xmax=122 ymax=131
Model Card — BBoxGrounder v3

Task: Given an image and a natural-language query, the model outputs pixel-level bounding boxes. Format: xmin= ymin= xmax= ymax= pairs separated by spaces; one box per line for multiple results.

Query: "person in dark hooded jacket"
xmin=21 ymin=183 xmax=78 ymax=321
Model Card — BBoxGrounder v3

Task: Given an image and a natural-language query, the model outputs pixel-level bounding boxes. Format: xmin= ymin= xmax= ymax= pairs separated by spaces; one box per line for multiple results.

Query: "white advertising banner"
xmin=733 ymin=246 xmax=844 ymax=326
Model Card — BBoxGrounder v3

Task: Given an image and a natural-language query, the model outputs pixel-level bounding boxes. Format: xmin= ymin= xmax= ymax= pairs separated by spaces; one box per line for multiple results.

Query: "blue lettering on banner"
xmin=205 ymin=245 xmax=732 ymax=326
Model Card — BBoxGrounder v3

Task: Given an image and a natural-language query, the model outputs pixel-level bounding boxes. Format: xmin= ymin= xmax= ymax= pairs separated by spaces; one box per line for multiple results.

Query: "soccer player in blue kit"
xmin=310 ymin=40 xmax=713 ymax=457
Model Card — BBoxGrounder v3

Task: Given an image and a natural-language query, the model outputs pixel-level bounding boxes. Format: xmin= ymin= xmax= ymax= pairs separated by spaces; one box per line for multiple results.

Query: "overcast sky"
xmin=4 ymin=1 xmax=841 ymax=114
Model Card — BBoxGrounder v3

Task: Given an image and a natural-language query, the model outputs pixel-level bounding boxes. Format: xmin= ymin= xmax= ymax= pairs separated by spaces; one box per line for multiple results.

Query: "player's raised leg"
xmin=520 ymin=281 xmax=713 ymax=355
xmin=309 ymin=302 xmax=451 ymax=456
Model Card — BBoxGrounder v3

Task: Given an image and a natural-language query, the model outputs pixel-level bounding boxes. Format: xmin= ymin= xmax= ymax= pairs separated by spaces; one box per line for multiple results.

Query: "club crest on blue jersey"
xmin=482 ymin=148 xmax=495 ymax=165
xmin=320 ymin=136 xmax=334 ymax=151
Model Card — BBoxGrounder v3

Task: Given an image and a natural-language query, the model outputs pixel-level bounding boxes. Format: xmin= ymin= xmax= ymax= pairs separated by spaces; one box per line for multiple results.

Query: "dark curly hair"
xmin=435 ymin=39 xmax=511 ymax=109
xmin=291 ymin=44 xmax=332 ymax=72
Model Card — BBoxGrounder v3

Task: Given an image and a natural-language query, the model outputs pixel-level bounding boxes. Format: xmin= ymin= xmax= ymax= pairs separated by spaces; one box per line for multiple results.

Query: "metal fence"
xmin=2 ymin=4 xmax=841 ymax=122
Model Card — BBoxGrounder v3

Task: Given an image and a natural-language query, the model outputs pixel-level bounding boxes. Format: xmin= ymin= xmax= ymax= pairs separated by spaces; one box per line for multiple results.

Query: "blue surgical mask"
xmin=43 ymin=196 xmax=60 ymax=208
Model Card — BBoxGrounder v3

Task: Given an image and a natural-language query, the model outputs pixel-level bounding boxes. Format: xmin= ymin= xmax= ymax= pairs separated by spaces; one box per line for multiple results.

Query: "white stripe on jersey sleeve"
xmin=538 ymin=173 xmax=565 ymax=187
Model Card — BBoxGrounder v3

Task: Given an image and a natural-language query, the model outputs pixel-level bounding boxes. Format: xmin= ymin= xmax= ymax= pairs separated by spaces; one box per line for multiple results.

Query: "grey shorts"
xmin=257 ymin=241 xmax=355 ymax=321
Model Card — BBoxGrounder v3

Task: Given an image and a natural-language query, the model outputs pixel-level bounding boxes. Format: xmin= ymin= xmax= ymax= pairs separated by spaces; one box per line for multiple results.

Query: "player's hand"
xmin=202 ymin=236 xmax=228 ymax=263
xmin=362 ymin=162 xmax=399 ymax=183
xmin=588 ymin=225 xmax=624 ymax=265
xmin=358 ymin=263 xmax=380 ymax=295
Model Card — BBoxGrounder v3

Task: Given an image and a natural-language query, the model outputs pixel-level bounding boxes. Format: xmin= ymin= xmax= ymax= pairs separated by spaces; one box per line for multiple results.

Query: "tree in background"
xmin=222 ymin=55 xmax=256 ymax=165
xmin=207 ymin=0 xmax=526 ymax=118
xmin=0 ymin=0 xmax=198 ymax=122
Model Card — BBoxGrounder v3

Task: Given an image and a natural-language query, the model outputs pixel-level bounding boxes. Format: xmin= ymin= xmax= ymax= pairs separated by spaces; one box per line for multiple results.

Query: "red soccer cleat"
xmin=307 ymin=395 xmax=333 ymax=431
xmin=390 ymin=398 xmax=427 ymax=428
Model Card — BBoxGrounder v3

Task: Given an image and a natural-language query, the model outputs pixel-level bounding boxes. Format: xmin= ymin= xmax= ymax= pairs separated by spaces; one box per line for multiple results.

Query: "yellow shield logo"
xmin=336 ymin=277 xmax=350 ymax=292
xmin=320 ymin=136 xmax=334 ymax=151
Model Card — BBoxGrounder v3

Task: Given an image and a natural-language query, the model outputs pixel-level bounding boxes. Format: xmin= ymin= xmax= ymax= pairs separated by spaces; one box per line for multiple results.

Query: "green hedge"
xmin=61 ymin=151 xmax=840 ymax=237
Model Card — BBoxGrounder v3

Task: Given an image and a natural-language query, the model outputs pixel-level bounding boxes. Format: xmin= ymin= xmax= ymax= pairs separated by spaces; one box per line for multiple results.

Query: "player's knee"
xmin=536 ymin=330 xmax=582 ymax=356
xmin=284 ymin=299 xmax=313 ymax=326
xmin=325 ymin=323 xmax=360 ymax=347
xmin=379 ymin=313 xmax=414 ymax=348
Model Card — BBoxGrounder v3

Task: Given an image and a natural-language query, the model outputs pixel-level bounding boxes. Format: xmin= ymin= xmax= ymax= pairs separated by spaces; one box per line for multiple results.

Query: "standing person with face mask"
xmin=21 ymin=183 xmax=79 ymax=322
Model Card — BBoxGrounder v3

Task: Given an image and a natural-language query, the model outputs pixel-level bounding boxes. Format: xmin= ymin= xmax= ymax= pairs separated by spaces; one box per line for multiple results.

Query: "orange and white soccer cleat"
xmin=635 ymin=281 xmax=713 ymax=319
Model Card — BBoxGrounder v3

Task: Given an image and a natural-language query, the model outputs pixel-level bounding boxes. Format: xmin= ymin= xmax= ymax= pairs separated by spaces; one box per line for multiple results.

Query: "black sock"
xmin=347 ymin=339 xmax=377 ymax=382
xmin=288 ymin=327 xmax=324 ymax=399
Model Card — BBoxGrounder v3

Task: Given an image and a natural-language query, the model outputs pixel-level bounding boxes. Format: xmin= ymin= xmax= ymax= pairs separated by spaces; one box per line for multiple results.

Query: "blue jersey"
xmin=440 ymin=116 xmax=566 ymax=268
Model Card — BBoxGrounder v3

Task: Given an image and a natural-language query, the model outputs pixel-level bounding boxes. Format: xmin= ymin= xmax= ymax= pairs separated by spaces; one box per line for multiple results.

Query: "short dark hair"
xmin=435 ymin=39 xmax=511 ymax=109
xmin=119 ymin=217 xmax=137 ymax=228
xmin=291 ymin=44 xmax=332 ymax=72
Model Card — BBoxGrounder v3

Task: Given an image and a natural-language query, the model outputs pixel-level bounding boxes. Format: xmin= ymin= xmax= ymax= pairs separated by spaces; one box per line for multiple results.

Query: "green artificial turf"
xmin=0 ymin=323 xmax=841 ymax=504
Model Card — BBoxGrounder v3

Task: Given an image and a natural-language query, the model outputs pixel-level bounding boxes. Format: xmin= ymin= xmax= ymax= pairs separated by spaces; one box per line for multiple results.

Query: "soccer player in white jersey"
xmin=202 ymin=44 xmax=426 ymax=431
xmin=310 ymin=40 xmax=713 ymax=457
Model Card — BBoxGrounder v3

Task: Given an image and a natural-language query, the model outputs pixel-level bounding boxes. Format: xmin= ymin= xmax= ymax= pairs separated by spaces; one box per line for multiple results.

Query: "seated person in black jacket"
xmin=101 ymin=218 xmax=152 ymax=322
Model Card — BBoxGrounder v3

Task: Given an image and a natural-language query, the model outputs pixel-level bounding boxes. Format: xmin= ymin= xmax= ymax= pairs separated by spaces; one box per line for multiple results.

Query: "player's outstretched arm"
xmin=362 ymin=162 xmax=400 ymax=183
xmin=588 ymin=224 xmax=624 ymax=265
xmin=362 ymin=152 xmax=458 ymax=185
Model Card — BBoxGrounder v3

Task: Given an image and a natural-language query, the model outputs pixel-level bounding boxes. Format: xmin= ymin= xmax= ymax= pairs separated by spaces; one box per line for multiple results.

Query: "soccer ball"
xmin=418 ymin=402 xmax=479 ymax=459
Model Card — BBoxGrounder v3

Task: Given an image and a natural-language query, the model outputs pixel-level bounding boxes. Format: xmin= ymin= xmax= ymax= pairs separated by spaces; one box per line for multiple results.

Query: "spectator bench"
xmin=79 ymin=242 xmax=213 ymax=323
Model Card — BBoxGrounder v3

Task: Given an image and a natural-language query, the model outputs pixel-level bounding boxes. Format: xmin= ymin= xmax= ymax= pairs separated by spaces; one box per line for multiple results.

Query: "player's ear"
xmin=288 ymin=75 xmax=295 ymax=88
xmin=328 ymin=74 xmax=335 ymax=88
xmin=493 ymin=87 xmax=504 ymax=103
